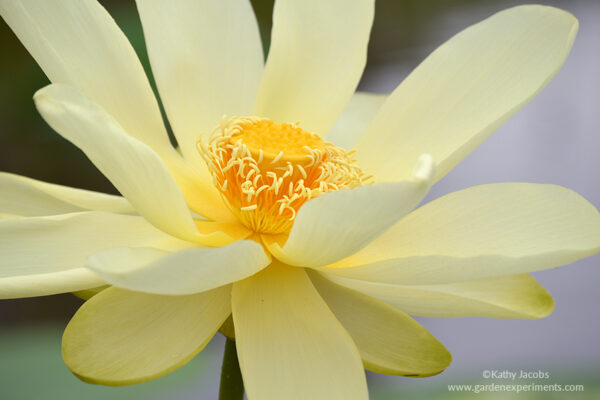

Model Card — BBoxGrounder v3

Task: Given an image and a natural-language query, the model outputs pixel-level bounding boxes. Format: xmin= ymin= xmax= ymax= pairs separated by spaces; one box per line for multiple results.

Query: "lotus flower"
xmin=1 ymin=1 xmax=599 ymax=399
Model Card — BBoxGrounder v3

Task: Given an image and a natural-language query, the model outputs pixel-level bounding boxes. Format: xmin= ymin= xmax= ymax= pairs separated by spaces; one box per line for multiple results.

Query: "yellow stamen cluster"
xmin=198 ymin=116 xmax=370 ymax=234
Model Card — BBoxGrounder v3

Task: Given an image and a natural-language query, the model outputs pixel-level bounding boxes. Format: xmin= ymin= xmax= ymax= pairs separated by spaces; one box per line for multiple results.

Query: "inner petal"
xmin=199 ymin=117 xmax=370 ymax=234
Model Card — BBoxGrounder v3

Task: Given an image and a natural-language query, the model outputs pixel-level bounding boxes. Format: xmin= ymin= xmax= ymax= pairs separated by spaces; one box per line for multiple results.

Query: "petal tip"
xmin=411 ymin=154 xmax=436 ymax=183
xmin=530 ymin=291 xmax=555 ymax=320
xmin=33 ymin=90 xmax=62 ymax=116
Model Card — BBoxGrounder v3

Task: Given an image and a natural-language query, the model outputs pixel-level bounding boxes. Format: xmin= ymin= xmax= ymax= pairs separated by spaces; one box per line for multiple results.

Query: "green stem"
xmin=219 ymin=338 xmax=245 ymax=400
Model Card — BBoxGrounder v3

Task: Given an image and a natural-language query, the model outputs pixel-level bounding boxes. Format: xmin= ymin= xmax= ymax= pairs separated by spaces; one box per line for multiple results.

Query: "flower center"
xmin=199 ymin=116 xmax=370 ymax=234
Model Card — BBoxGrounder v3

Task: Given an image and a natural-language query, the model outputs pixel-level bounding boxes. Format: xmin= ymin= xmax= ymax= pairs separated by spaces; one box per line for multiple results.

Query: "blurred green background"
xmin=2 ymin=0 xmax=600 ymax=399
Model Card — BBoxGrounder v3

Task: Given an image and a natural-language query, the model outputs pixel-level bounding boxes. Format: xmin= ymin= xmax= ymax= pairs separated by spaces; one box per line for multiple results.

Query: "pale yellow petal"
xmin=254 ymin=0 xmax=374 ymax=137
xmin=2 ymin=269 xmax=104 ymax=300
xmin=33 ymin=84 xmax=225 ymax=244
xmin=136 ymin=0 xmax=263 ymax=169
xmin=219 ymin=315 xmax=235 ymax=340
xmin=166 ymin=157 xmax=238 ymax=223
xmin=0 ymin=1 xmax=231 ymax=222
xmin=356 ymin=5 xmax=577 ymax=182
xmin=0 ymin=213 xmax=21 ymax=219
xmin=0 ymin=0 xmax=172 ymax=154
xmin=327 ymin=273 xmax=554 ymax=319
xmin=193 ymin=220 xmax=252 ymax=241
xmin=72 ymin=285 xmax=108 ymax=300
xmin=323 ymin=183 xmax=600 ymax=285
xmin=88 ymin=240 xmax=271 ymax=295
xmin=0 ymin=212 xmax=191 ymax=299
xmin=310 ymin=272 xmax=451 ymax=377
xmin=0 ymin=172 xmax=134 ymax=216
xmin=326 ymin=92 xmax=388 ymax=149
xmin=232 ymin=264 xmax=368 ymax=400
xmin=263 ymin=155 xmax=435 ymax=267
xmin=63 ymin=285 xmax=231 ymax=385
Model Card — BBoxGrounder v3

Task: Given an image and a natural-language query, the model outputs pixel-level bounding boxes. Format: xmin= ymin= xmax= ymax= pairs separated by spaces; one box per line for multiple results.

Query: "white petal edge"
xmin=321 ymin=183 xmax=600 ymax=285
xmin=0 ymin=172 xmax=134 ymax=216
xmin=0 ymin=0 xmax=172 ymax=154
xmin=326 ymin=92 xmax=388 ymax=150
xmin=355 ymin=5 xmax=578 ymax=182
xmin=33 ymin=84 xmax=238 ymax=245
xmin=232 ymin=264 xmax=368 ymax=400
xmin=0 ymin=211 xmax=192 ymax=299
xmin=263 ymin=154 xmax=435 ymax=267
xmin=310 ymin=272 xmax=452 ymax=376
xmin=136 ymin=0 xmax=264 ymax=169
xmin=87 ymin=240 xmax=271 ymax=295
xmin=254 ymin=0 xmax=374 ymax=137
xmin=325 ymin=273 xmax=555 ymax=319
xmin=63 ymin=285 xmax=231 ymax=386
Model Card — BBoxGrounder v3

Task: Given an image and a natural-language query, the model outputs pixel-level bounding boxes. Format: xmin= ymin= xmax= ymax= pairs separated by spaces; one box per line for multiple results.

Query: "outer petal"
xmin=323 ymin=183 xmax=600 ymax=285
xmin=355 ymin=5 xmax=578 ymax=182
xmin=72 ymin=286 xmax=107 ymax=301
xmin=326 ymin=273 xmax=555 ymax=319
xmin=232 ymin=264 xmax=368 ymax=400
xmin=310 ymin=272 xmax=451 ymax=377
xmin=136 ymin=0 xmax=264 ymax=168
xmin=263 ymin=155 xmax=434 ymax=267
xmin=0 ymin=0 xmax=232 ymax=222
xmin=0 ymin=212 xmax=191 ymax=299
xmin=254 ymin=0 xmax=374 ymax=137
xmin=34 ymin=84 xmax=239 ymax=245
xmin=326 ymin=92 xmax=388 ymax=150
xmin=63 ymin=285 xmax=231 ymax=385
xmin=0 ymin=172 xmax=134 ymax=216
xmin=0 ymin=0 xmax=172 ymax=153
xmin=87 ymin=240 xmax=271 ymax=295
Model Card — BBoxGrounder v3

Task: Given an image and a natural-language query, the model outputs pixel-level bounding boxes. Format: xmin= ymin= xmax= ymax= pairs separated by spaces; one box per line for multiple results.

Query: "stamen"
xmin=198 ymin=116 xmax=370 ymax=234
xmin=270 ymin=151 xmax=284 ymax=165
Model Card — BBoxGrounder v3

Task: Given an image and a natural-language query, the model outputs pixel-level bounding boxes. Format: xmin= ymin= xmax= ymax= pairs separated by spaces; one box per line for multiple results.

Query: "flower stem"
xmin=219 ymin=338 xmax=244 ymax=400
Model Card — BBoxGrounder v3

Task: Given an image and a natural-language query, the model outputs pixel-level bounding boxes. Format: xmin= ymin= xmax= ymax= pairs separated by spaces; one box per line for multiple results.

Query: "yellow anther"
xmin=230 ymin=119 xmax=326 ymax=166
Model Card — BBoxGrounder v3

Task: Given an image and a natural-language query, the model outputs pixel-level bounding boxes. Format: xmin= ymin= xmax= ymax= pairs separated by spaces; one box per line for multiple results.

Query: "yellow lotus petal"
xmin=136 ymin=0 xmax=264 ymax=169
xmin=194 ymin=220 xmax=252 ymax=242
xmin=323 ymin=183 xmax=600 ymax=285
xmin=0 ymin=214 xmax=21 ymax=219
xmin=0 ymin=211 xmax=191 ymax=299
xmin=263 ymin=154 xmax=435 ymax=267
xmin=218 ymin=315 xmax=235 ymax=340
xmin=326 ymin=92 xmax=388 ymax=150
xmin=63 ymin=285 xmax=231 ymax=386
xmin=0 ymin=172 xmax=134 ymax=216
xmin=87 ymin=240 xmax=271 ymax=295
xmin=72 ymin=285 xmax=108 ymax=300
xmin=310 ymin=272 xmax=451 ymax=377
xmin=34 ymin=84 xmax=222 ymax=244
xmin=356 ymin=5 xmax=577 ymax=182
xmin=327 ymin=273 xmax=554 ymax=319
xmin=166 ymin=157 xmax=238 ymax=223
xmin=2 ymin=269 xmax=103 ymax=301
xmin=0 ymin=1 xmax=233 ymax=223
xmin=232 ymin=264 xmax=368 ymax=400
xmin=254 ymin=0 xmax=374 ymax=137
xmin=0 ymin=0 xmax=173 ymax=155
